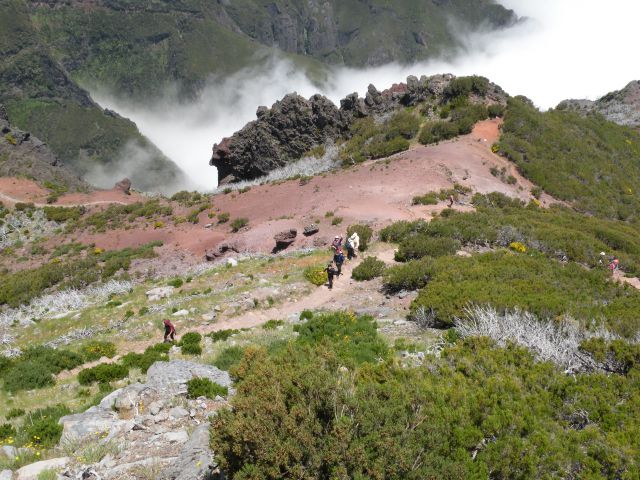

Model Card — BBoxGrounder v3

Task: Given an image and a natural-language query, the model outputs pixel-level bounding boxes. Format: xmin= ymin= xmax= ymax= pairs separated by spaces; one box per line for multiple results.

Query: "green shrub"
xmin=262 ymin=319 xmax=285 ymax=330
xmin=387 ymin=110 xmax=421 ymax=139
xmin=18 ymin=405 xmax=70 ymax=448
xmin=213 ymin=346 xmax=245 ymax=371
xmin=294 ymin=311 xmax=388 ymax=365
xmin=419 ymin=121 xmax=459 ymax=144
xmin=230 ymin=217 xmax=249 ymax=232
xmin=120 ymin=344 xmax=168 ymax=373
xmin=380 ymin=220 xmax=426 ymax=243
xmin=43 ymin=206 xmax=84 ymax=222
xmin=384 ymin=256 xmax=436 ymax=292
xmin=181 ymin=332 xmax=202 ymax=345
xmin=412 ymin=192 xmax=438 ymax=205
xmin=78 ymin=363 xmax=129 ymax=385
xmin=186 ymin=377 xmax=228 ymax=399
xmin=488 ymin=103 xmax=506 ymax=118
xmin=304 ymin=265 xmax=327 ymax=286
xmin=351 ymin=257 xmax=386 ymax=281
xmin=3 ymin=361 xmax=55 ymax=392
xmin=208 ymin=329 xmax=240 ymax=343
xmin=331 ymin=216 xmax=343 ymax=226
xmin=37 ymin=469 xmax=58 ymax=480
xmin=366 ymin=136 xmax=410 ymax=159
xmin=80 ymin=341 xmax=117 ymax=362
xmin=299 ymin=310 xmax=314 ymax=321
xmin=346 ymin=224 xmax=373 ymax=251
xmin=6 ymin=408 xmax=25 ymax=420
xmin=443 ymin=75 xmax=490 ymax=100
xmin=168 ymin=278 xmax=183 ymax=288
xmin=181 ymin=342 xmax=202 ymax=356
xmin=395 ymin=235 xmax=460 ymax=261
xmin=217 ymin=212 xmax=230 ymax=223
xmin=0 ymin=423 xmax=16 ymax=441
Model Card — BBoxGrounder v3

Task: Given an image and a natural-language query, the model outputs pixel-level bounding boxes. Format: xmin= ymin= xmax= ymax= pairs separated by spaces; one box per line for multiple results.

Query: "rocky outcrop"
xmin=114 ymin=177 xmax=132 ymax=195
xmin=557 ymin=80 xmax=640 ymax=127
xmin=204 ymin=241 xmax=241 ymax=261
xmin=0 ymin=104 xmax=88 ymax=191
xmin=273 ymin=229 xmax=297 ymax=251
xmin=210 ymin=74 xmax=508 ymax=183
xmin=303 ymin=224 xmax=319 ymax=236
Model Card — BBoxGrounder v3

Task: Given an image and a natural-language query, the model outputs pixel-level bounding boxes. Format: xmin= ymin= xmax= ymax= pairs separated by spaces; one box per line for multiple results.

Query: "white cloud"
xmin=93 ymin=1 xmax=640 ymax=191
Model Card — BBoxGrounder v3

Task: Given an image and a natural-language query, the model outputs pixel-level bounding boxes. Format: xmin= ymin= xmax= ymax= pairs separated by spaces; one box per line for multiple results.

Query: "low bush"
xmin=181 ymin=332 xmax=202 ymax=345
xmin=0 ymin=423 xmax=16 ymax=441
xmin=419 ymin=121 xmax=459 ymax=144
xmin=120 ymin=344 xmax=169 ymax=374
xmin=299 ymin=310 xmax=314 ymax=321
xmin=262 ymin=319 xmax=285 ymax=330
xmin=380 ymin=220 xmax=426 ymax=243
xmin=212 ymin=346 xmax=245 ymax=371
xmin=80 ymin=341 xmax=116 ymax=362
xmin=43 ymin=206 xmax=84 ymax=223
xmin=167 ymin=278 xmax=183 ymax=288
xmin=346 ymin=224 xmax=373 ymax=251
xmin=387 ymin=110 xmax=421 ymax=139
xmin=181 ymin=342 xmax=202 ymax=356
xmin=186 ymin=377 xmax=228 ymax=399
xmin=6 ymin=408 xmax=25 ymax=420
xmin=208 ymin=329 xmax=240 ymax=343
xmin=412 ymin=192 xmax=438 ymax=205
xmin=488 ymin=103 xmax=506 ymax=118
xmin=304 ymin=265 xmax=327 ymax=286
xmin=18 ymin=405 xmax=70 ymax=448
xmin=331 ymin=216 xmax=343 ymax=226
xmin=230 ymin=217 xmax=249 ymax=232
xmin=351 ymin=257 xmax=386 ymax=281
xmin=3 ymin=361 xmax=55 ymax=392
xmin=217 ymin=212 xmax=230 ymax=223
xmin=384 ymin=256 xmax=436 ymax=292
xmin=77 ymin=363 xmax=129 ymax=385
xmin=395 ymin=235 xmax=460 ymax=261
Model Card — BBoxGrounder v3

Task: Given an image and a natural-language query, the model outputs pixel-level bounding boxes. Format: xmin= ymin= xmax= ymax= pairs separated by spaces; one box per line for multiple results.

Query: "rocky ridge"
xmin=0 ymin=105 xmax=87 ymax=192
xmin=557 ymin=80 xmax=640 ymax=127
xmin=210 ymin=74 xmax=508 ymax=183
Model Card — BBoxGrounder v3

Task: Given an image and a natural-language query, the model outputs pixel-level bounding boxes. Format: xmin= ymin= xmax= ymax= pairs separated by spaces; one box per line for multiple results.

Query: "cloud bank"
xmin=94 ymin=0 xmax=640 ymax=191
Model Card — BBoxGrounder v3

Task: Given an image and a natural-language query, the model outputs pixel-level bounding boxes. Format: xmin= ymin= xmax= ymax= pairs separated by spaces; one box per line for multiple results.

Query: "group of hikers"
xmin=324 ymin=232 xmax=360 ymax=289
xmin=600 ymin=252 xmax=620 ymax=273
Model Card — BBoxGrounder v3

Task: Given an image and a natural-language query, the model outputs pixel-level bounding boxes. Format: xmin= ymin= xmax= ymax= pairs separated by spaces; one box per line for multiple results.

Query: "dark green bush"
xmin=230 ymin=217 xmax=249 ymax=232
xmin=80 ymin=341 xmax=116 ymax=362
xmin=181 ymin=342 xmax=202 ymax=356
xmin=208 ymin=329 xmax=240 ymax=342
xmin=262 ymin=319 xmax=284 ymax=330
xmin=299 ymin=310 xmax=314 ymax=321
xmin=395 ymin=235 xmax=460 ymax=261
xmin=380 ymin=220 xmax=426 ymax=243
xmin=412 ymin=192 xmax=438 ymax=205
xmin=351 ymin=257 xmax=386 ymax=281
xmin=186 ymin=377 xmax=228 ymax=399
xmin=6 ymin=407 xmax=25 ymax=420
xmin=217 ymin=212 xmax=230 ymax=223
xmin=181 ymin=332 xmax=202 ymax=345
xmin=43 ymin=206 xmax=84 ymax=222
xmin=419 ymin=121 xmax=459 ymax=144
xmin=346 ymin=224 xmax=373 ymax=251
xmin=488 ymin=103 xmax=506 ymax=118
xmin=168 ymin=278 xmax=183 ymax=288
xmin=386 ymin=110 xmax=421 ymax=139
xmin=443 ymin=75 xmax=490 ymax=100
xmin=0 ymin=423 xmax=16 ymax=441
xmin=294 ymin=311 xmax=388 ymax=365
xmin=17 ymin=405 xmax=70 ymax=448
xmin=213 ymin=346 xmax=245 ymax=371
xmin=384 ymin=256 xmax=436 ymax=292
xmin=77 ymin=363 xmax=129 ymax=385
xmin=121 ymin=344 xmax=169 ymax=373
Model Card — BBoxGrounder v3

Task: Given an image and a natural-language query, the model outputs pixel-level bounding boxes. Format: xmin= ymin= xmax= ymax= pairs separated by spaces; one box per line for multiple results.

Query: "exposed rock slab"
xmin=158 ymin=425 xmax=215 ymax=480
xmin=15 ymin=457 xmax=69 ymax=480
xmin=146 ymin=360 xmax=233 ymax=396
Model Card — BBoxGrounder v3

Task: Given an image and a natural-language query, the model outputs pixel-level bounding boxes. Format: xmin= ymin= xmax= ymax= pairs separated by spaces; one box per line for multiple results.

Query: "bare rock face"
xmin=303 ymin=224 xmax=319 ymax=236
xmin=205 ymin=241 xmax=241 ymax=261
xmin=557 ymin=80 xmax=640 ymax=127
xmin=209 ymin=74 xmax=508 ymax=184
xmin=115 ymin=177 xmax=132 ymax=195
xmin=274 ymin=228 xmax=297 ymax=251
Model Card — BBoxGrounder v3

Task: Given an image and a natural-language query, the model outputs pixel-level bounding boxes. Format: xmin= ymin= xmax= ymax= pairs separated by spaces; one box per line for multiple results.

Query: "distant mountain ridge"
xmin=557 ymin=80 xmax=640 ymax=127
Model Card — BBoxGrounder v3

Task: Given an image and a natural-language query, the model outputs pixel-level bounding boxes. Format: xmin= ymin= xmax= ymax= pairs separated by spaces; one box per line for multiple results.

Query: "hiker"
xmin=163 ymin=319 xmax=176 ymax=343
xmin=598 ymin=252 xmax=606 ymax=266
xmin=448 ymin=194 xmax=455 ymax=208
xmin=334 ymin=248 xmax=345 ymax=275
xmin=324 ymin=262 xmax=338 ymax=289
xmin=609 ymin=257 xmax=619 ymax=274
xmin=331 ymin=235 xmax=343 ymax=252
xmin=348 ymin=232 xmax=360 ymax=259
xmin=345 ymin=236 xmax=355 ymax=260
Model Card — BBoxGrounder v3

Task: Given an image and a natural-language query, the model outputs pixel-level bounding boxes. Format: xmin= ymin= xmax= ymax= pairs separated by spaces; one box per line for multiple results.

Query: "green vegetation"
xmin=180 ymin=332 xmax=203 ymax=356
xmin=79 ymin=341 xmax=117 ymax=362
xmin=208 ymin=329 xmax=240 ymax=343
xmin=186 ymin=378 xmax=228 ymax=399
xmin=230 ymin=217 xmax=249 ymax=232
xmin=0 ymin=241 xmax=160 ymax=307
xmin=351 ymin=256 xmax=386 ymax=281
xmin=43 ymin=206 xmax=83 ymax=222
xmin=1 ymin=346 xmax=84 ymax=393
xmin=383 ymin=256 xmax=435 ymax=292
xmin=303 ymin=265 xmax=327 ymax=286
xmin=262 ymin=319 xmax=284 ymax=330
xmin=77 ymin=363 xmax=129 ymax=385
xmin=495 ymin=97 xmax=640 ymax=219
xmin=167 ymin=278 xmax=184 ymax=289
xmin=395 ymin=235 xmax=460 ymax=261
xmin=70 ymin=201 xmax=172 ymax=232
xmin=121 ymin=343 xmax=170 ymax=374
xmin=212 ymin=346 xmax=245 ymax=372
xmin=346 ymin=224 xmax=373 ymax=251
xmin=217 ymin=212 xmax=230 ymax=224
xmin=331 ymin=216 xmax=343 ymax=226
xmin=411 ymin=192 xmax=438 ymax=205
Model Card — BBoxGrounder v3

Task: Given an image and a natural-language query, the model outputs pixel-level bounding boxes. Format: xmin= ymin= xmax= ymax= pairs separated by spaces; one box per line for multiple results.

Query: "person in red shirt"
xmin=163 ymin=319 xmax=176 ymax=342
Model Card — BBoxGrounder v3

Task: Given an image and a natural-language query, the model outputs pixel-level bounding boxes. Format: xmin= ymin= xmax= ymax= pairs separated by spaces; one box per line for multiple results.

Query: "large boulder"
xmin=15 ymin=457 xmax=69 ymax=480
xmin=158 ymin=424 xmax=215 ymax=480
xmin=58 ymin=409 xmax=132 ymax=443
xmin=273 ymin=229 xmax=297 ymax=251
xmin=303 ymin=224 xmax=319 ymax=236
xmin=114 ymin=177 xmax=132 ymax=195
xmin=204 ymin=242 xmax=240 ymax=261
xmin=146 ymin=360 xmax=233 ymax=396
xmin=146 ymin=286 xmax=174 ymax=301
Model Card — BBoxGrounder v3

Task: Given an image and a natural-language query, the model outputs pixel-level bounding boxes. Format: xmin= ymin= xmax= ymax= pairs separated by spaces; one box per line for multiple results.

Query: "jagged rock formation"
xmin=210 ymin=74 xmax=507 ymax=183
xmin=0 ymin=104 xmax=88 ymax=191
xmin=557 ymin=80 xmax=640 ymax=127
xmin=53 ymin=360 xmax=231 ymax=479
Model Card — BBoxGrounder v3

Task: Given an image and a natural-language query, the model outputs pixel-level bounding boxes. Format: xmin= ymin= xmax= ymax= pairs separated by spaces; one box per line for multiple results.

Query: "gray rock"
xmin=158 ymin=425 xmax=215 ymax=480
xmin=146 ymin=286 xmax=175 ymax=302
xmin=1 ymin=445 xmax=17 ymax=459
xmin=114 ymin=178 xmax=131 ymax=195
xmin=0 ymin=470 xmax=12 ymax=480
xmin=146 ymin=360 xmax=233 ymax=396
xmin=303 ymin=224 xmax=319 ymax=236
xmin=274 ymin=229 xmax=297 ymax=251
xmin=15 ymin=457 xmax=69 ymax=480
xmin=162 ymin=430 xmax=189 ymax=443
xmin=172 ymin=309 xmax=189 ymax=316
xmin=169 ymin=407 xmax=189 ymax=420
xmin=58 ymin=410 xmax=131 ymax=443
xmin=149 ymin=401 xmax=163 ymax=416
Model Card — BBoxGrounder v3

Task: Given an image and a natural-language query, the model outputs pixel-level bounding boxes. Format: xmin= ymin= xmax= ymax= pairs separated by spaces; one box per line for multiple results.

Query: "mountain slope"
xmin=0 ymin=0 xmax=189 ymax=192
